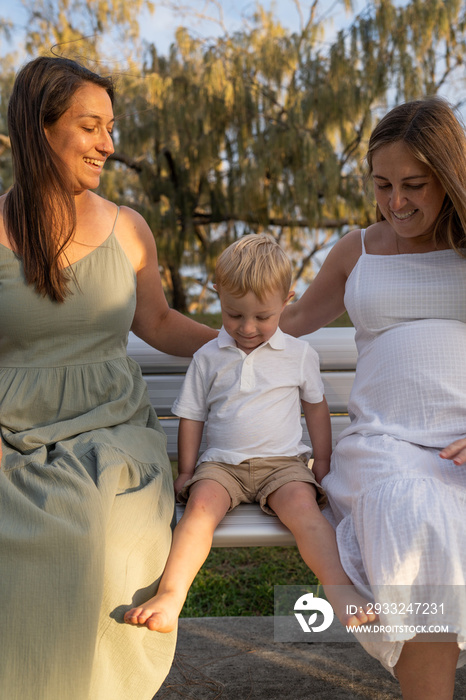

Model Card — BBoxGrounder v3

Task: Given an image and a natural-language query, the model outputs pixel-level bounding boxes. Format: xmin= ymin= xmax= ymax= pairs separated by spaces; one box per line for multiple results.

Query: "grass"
xmin=177 ymin=310 xmax=351 ymax=618
xmin=181 ymin=547 xmax=318 ymax=618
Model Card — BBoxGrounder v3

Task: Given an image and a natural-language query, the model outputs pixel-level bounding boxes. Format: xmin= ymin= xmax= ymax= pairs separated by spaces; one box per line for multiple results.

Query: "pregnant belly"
xmin=348 ymin=319 xmax=466 ymax=445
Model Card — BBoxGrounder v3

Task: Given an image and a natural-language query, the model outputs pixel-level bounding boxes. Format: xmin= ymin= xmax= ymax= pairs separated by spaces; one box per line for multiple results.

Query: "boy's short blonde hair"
xmin=215 ymin=233 xmax=292 ymax=301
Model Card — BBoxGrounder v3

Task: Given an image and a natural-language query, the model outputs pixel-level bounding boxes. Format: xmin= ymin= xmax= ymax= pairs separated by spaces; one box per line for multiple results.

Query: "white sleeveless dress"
xmin=322 ymin=230 xmax=466 ymax=672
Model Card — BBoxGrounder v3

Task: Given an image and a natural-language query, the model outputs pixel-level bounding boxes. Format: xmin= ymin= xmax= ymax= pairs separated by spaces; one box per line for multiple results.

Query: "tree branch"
xmin=191 ymin=209 xmax=352 ymax=229
xmin=108 ymin=151 xmax=145 ymax=172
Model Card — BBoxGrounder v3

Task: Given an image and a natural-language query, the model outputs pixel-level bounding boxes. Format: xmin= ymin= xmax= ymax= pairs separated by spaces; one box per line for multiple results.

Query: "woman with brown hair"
xmin=281 ymin=96 xmax=466 ymax=699
xmin=0 ymin=56 xmax=215 ymax=700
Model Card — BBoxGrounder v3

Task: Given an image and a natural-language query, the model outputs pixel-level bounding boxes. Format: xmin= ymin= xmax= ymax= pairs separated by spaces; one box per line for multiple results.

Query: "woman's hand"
xmin=439 ymin=438 xmax=466 ymax=465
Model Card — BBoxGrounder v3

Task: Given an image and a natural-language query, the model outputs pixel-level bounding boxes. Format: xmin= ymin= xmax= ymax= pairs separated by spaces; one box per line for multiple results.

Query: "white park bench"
xmin=126 ymin=327 xmax=356 ymax=548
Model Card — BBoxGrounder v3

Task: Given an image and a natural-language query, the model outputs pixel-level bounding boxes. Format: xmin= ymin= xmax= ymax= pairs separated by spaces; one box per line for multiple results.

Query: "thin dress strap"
xmin=360 ymin=228 xmax=366 ymax=254
xmin=110 ymin=206 xmax=120 ymax=234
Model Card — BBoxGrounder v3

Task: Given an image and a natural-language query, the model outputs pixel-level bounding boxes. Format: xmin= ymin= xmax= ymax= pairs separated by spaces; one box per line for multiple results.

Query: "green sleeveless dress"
xmin=0 ymin=210 xmax=176 ymax=700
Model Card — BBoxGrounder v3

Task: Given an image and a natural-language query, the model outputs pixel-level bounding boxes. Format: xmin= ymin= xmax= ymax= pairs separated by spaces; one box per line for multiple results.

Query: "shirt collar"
xmin=217 ymin=326 xmax=286 ymax=351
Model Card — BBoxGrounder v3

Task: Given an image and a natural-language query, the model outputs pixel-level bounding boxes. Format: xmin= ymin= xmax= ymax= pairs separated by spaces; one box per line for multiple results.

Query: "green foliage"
xmin=0 ymin=55 xmax=15 ymax=193
xmin=20 ymin=0 xmax=152 ymax=60
xmin=188 ymin=310 xmax=353 ymax=329
xmin=2 ymin=0 xmax=466 ymax=311
xmin=106 ymin=0 xmax=466 ymax=310
xmin=187 ymin=311 xmax=222 ymax=329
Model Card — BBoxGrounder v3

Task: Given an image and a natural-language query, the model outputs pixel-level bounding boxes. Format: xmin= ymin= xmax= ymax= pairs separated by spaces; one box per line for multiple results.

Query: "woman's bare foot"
xmin=324 ymin=585 xmax=378 ymax=628
xmin=124 ymin=591 xmax=184 ymax=633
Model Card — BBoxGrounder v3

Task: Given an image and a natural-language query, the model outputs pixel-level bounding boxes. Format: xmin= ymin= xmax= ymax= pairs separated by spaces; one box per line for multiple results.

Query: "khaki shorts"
xmin=177 ymin=455 xmax=327 ymax=515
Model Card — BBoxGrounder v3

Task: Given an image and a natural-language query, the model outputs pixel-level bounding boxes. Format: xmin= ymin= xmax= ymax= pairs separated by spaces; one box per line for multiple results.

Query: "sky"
xmin=137 ymin=0 xmax=363 ymax=51
xmin=0 ymin=0 xmax=365 ymax=62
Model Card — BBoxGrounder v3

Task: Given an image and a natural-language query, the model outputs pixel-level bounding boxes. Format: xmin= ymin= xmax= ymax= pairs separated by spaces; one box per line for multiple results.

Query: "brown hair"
xmin=366 ymin=96 xmax=466 ymax=255
xmin=4 ymin=56 xmax=114 ymax=301
xmin=215 ymin=233 xmax=292 ymax=301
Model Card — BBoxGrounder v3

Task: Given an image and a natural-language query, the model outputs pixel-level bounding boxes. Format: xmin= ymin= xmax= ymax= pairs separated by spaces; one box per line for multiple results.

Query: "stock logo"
xmin=294 ymin=592 xmax=334 ymax=633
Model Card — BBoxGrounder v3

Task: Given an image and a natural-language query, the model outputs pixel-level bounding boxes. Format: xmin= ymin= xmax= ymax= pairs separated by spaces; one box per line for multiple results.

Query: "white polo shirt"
xmin=172 ymin=327 xmax=324 ymax=465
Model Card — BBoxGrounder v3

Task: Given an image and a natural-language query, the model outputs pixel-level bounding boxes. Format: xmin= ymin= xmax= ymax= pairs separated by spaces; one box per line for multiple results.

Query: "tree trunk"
xmin=168 ymin=263 xmax=188 ymax=313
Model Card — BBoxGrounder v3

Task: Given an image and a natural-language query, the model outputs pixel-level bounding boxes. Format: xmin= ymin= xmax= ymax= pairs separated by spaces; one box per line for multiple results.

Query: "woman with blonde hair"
xmin=281 ymin=96 xmax=466 ymax=699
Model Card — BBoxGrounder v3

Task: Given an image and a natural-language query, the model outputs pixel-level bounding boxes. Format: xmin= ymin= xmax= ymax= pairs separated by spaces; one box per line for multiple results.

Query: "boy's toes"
xmin=124 ymin=608 xmax=136 ymax=624
xmin=124 ymin=607 xmax=146 ymax=625
xmin=347 ymin=613 xmax=365 ymax=628
xmin=353 ymin=606 xmax=378 ymax=626
xmin=357 ymin=608 xmax=369 ymax=624
xmin=346 ymin=606 xmax=376 ymax=628
xmin=146 ymin=612 xmax=176 ymax=633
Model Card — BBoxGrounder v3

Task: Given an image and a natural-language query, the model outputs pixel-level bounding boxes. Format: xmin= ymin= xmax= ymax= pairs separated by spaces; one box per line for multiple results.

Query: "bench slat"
xmin=175 ymin=503 xmax=296 ymax=547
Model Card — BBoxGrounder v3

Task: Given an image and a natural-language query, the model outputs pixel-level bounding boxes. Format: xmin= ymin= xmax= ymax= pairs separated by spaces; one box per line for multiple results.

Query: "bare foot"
xmin=124 ymin=591 xmax=184 ymax=633
xmin=324 ymin=585 xmax=378 ymax=628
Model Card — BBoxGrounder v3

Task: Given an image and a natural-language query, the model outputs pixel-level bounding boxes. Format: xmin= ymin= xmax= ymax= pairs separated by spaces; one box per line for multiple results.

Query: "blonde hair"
xmin=215 ymin=233 xmax=292 ymax=300
xmin=366 ymin=96 xmax=466 ymax=255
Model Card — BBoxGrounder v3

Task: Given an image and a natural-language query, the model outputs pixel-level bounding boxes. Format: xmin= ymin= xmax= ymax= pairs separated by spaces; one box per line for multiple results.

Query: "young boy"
xmin=124 ymin=234 xmax=376 ymax=632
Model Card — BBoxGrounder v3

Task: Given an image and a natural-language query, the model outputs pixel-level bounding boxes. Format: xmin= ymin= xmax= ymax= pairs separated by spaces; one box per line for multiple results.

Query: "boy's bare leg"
xmin=124 ymin=479 xmax=230 ymax=632
xmin=395 ymin=636 xmax=459 ymax=700
xmin=267 ymin=481 xmax=377 ymax=627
